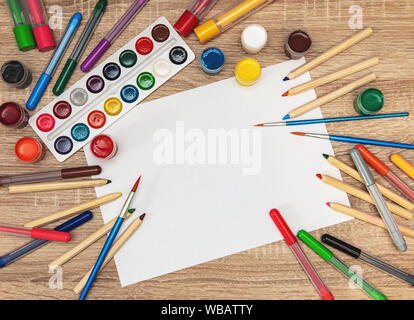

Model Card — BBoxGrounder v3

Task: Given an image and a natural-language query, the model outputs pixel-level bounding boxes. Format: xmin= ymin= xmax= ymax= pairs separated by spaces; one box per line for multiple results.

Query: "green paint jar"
xmin=354 ymin=88 xmax=384 ymax=115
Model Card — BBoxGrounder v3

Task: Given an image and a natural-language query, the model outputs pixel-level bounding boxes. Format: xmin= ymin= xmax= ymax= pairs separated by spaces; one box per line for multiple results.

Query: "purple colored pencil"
xmin=80 ymin=0 xmax=150 ymax=72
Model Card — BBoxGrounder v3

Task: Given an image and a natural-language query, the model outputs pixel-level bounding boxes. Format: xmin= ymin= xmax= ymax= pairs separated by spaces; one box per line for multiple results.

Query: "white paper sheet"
xmin=84 ymin=58 xmax=351 ymax=287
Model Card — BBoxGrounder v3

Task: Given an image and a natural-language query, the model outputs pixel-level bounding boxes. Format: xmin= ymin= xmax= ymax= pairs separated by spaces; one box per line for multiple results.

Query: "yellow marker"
xmin=104 ymin=97 xmax=123 ymax=116
xmin=390 ymin=154 xmax=414 ymax=180
xmin=235 ymin=58 xmax=261 ymax=86
xmin=194 ymin=0 xmax=275 ymax=44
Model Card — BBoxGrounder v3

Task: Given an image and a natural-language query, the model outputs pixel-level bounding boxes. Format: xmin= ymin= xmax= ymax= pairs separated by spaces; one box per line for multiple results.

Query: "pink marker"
xmin=356 ymin=145 xmax=414 ymax=202
xmin=269 ymin=209 xmax=334 ymax=300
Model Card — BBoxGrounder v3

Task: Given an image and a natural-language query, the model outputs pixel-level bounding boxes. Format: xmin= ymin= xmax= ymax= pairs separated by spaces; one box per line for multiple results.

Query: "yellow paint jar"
xmin=235 ymin=58 xmax=261 ymax=86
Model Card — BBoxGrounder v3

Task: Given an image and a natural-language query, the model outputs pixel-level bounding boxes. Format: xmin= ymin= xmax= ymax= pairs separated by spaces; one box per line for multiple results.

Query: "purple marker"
xmin=81 ymin=0 xmax=150 ymax=72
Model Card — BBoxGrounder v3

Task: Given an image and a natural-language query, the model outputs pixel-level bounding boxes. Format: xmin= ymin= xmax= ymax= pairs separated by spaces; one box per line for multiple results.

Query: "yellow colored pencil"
xmin=317 ymin=174 xmax=412 ymax=220
xmin=283 ymin=57 xmax=379 ymax=96
xmin=390 ymin=154 xmax=414 ymax=181
xmin=327 ymin=202 xmax=414 ymax=239
xmin=25 ymin=192 xmax=122 ymax=228
xmin=284 ymin=28 xmax=373 ymax=81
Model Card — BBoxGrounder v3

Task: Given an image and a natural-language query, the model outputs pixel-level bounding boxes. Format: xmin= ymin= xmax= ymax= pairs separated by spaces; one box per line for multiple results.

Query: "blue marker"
xmin=26 ymin=12 xmax=82 ymax=110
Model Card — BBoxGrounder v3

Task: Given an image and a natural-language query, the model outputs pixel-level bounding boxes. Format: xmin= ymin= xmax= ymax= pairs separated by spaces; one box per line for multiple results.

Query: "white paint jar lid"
xmin=241 ymin=24 xmax=268 ymax=54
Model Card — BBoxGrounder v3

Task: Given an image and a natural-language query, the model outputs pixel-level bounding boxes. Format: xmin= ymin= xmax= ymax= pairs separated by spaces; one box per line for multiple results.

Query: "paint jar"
xmin=15 ymin=137 xmax=45 ymax=163
xmin=200 ymin=47 xmax=225 ymax=75
xmin=1 ymin=61 xmax=32 ymax=89
xmin=6 ymin=0 xmax=36 ymax=51
xmin=90 ymin=135 xmax=117 ymax=160
xmin=0 ymin=102 xmax=29 ymax=128
xmin=235 ymin=58 xmax=261 ymax=86
xmin=21 ymin=0 xmax=55 ymax=51
xmin=354 ymin=88 xmax=384 ymax=115
xmin=241 ymin=24 xmax=267 ymax=54
xmin=285 ymin=30 xmax=312 ymax=60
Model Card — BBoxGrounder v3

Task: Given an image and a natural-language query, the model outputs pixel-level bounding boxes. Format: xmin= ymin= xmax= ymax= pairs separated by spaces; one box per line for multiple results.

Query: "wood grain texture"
xmin=1 ymin=0 xmax=414 ymax=300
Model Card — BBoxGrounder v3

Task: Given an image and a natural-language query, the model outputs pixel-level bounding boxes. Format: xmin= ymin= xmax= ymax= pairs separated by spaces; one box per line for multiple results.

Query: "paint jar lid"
xmin=33 ymin=25 xmax=55 ymax=51
xmin=0 ymin=102 xmax=24 ymax=126
xmin=194 ymin=19 xmax=220 ymax=44
xmin=174 ymin=10 xmax=200 ymax=38
xmin=15 ymin=137 xmax=44 ymax=162
xmin=354 ymin=88 xmax=384 ymax=115
xmin=91 ymin=135 xmax=117 ymax=159
xmin=1 ymin=61 xmax=25 ymax=84
xmin=241 ymin=24 xmax=268 ymax=54
xmin=13 ymin=24 xmax=36 ymax=51
xmin=235 ymin=58 xmax=261 ymax=86
xmin=200 ymin=47 xmax=225 ymax=75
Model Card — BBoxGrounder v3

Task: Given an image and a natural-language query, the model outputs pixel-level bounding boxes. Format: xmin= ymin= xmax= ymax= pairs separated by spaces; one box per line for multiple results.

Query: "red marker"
xmin=0 ymin=225 xmax=71 ymax=242
xmin=269 ymin=209 xmax=334 ymax=300
xmin=355 ymin=145 xmax=414 ymax=202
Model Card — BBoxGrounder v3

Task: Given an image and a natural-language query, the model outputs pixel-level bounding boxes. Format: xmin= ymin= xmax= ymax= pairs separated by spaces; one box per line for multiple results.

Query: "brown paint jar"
xmin=285 ymin=30 xmax=312 ymax=60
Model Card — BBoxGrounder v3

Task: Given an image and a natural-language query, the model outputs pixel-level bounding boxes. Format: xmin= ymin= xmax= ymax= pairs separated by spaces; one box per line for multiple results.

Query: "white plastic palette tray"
xmin=30 ymin=16 xmax=195 ymax=162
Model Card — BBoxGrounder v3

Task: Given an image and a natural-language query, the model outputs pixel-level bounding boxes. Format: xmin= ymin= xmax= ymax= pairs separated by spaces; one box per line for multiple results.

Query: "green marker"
xmin=6 ymin=0 xmax=36 ymax=51
xmin=297 ymin=230 xmax=387 ymax=300
xmin=53 ymin=0 xmax=107 ymax=96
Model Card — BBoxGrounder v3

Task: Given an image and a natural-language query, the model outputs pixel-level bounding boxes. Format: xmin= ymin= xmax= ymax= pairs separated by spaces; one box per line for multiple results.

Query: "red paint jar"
xmin=0 ymin=102 xmax=29 ymax=128
xmin=90 ymin=135 xmax=117 ymax=160
xmin=15 ymin=137 xmax=46 ymax=163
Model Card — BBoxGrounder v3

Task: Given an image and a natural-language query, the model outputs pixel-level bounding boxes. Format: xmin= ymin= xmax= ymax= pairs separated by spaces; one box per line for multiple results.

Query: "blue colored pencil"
xmin=291 ymin=132 xmax=414 ymax=149
xmin=255 ymin=112 xmax=409 ymax=127
xmin=79 ymin=176 xmax=141 ymax=300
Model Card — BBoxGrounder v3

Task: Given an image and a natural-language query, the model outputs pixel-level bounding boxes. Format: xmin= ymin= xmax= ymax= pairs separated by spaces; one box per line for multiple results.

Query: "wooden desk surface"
xmin=1 ymin=0 xmax=414 ymax=300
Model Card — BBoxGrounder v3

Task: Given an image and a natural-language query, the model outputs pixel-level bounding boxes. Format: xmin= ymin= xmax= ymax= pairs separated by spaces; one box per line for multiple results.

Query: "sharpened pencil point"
xmin=326 ymin=202 xmax=331 ymax=207
xmin=316 ymin=174 xmax=322 ymax=180
xmin=283 ymin=77 xmax=290 ymax=81
xmin=322 ymin=153 xmax=329 ymax=159
xmin=107 ymin=180 xmax=112 ymax=184
xmin=282 ymin=114 xmax=290 ymax=120
xmin=282 ymin=91 xmax=289 ymax=97
xmin=254 ymin=124 xmax=264 ymax=127
xmin=131 ymin=176 xmax=141 ymax=192
xmin=128 ymin=208 xmax=136 ymax=213
xmin=291 ymin=132 xmax=305 ymax=136
xmin=139 ymin=213 xmax=146 ymax=220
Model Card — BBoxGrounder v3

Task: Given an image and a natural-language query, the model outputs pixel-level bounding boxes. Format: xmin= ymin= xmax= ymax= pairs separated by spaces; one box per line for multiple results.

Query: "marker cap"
xmin=33 ymin=25 xmax=55 ymax=51
xmin=355 ymin=144 xmax=389 ymax=176
xmin=194 ymin=19 xmax=220 ymax=44
xmin=350 ymin=148 xmax=375 ymax=186
xmin=321 ymin=234 xmax=361 ymax=259
xmin=13 ymin=24 xmax=36 ymax=51
xmin=297 ymin=230 xmax=333 ymax=262
xmin=174 ymin=10 xmax=200 ymax=37
xmin=269 ymin=209 xmax=297 ymax=245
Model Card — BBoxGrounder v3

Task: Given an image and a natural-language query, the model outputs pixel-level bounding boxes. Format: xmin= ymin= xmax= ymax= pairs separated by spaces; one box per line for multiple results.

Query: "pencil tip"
xmin=131 ymin=176 xmax=141 ymax=192
xmin=283 ymin=77 xmax=290 ymax=81
xmin=282 ymin=91 xmax=289 ymax=97
xmin=291 ymin=132 xmax=305 ymax=136
xmin=326 ymin=202 xmax=331 ymax=207
xmin=322 ymin=153 xmax=329 ymax=159
xmin=316 ymin=174 xmax=322 ymax=180
xmin=128 ymin=208 xmax=136 ymax=213
xmin=282 ymin=114 xmax=290 ymax=120
xmin=139 ymin=213 xmax=146 ymax=220
xmin=107 ymin=180 xmax=112 ymax=184
xmin=254 ymin=124 xmax=264 ymax=127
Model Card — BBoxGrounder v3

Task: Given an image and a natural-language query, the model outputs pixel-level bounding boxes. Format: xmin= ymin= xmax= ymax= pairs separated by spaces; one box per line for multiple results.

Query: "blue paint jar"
xmin=200 ymin=47 xmax=225 ymax=75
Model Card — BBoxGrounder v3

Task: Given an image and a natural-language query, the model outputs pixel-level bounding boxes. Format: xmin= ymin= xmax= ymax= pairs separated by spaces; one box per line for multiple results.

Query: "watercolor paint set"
xmin=29 ymin=16 xmax=195 ymax=162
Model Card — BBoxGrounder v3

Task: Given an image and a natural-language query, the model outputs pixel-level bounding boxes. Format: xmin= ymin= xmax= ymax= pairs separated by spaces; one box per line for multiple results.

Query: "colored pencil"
xmin=322 ymin=154 xmax=414 ymax=211
xmin=327 ymin=202 xmax=414 ymax=239
xmin=297 ymin=229 xmax=387 ymax=300
xmin=356 ymin=145 xmax=414 ymax=201
xmin=0 ymin=225 xmax=71 ymax=242
xmin=74 ymin=213 xmax=145 ymax=294
xmin=48 ymin=209 xmax=136 ymax=270
xmin=316 ymin=174 xmax=412 ymax=220
xmin=282 ymin=73 xmax=376 ymax=120
xmin=0 ymin=166 xmax=101 ymax=186
xmin=0 ymin=211 xmax=92 ymax=268
xmin=282 ymin=57 xmax=379 ymax=96
xmin=391 ymin=154 xmax=414 ymax=180
xmin=79 ymin=176 xmax=141 ymax=300
xmin=322 ymin=234 xmax=414 ymax=286
xmin=25 ymin=192 xmax=122 ymax=228
xmin=283 ymin=28 xmax=373 ymax=81
xmin=255 ymin=112 xmax=408 ymax=127
xmin=8 ymin=178 xmax=110 ymax=194
xmin=269 ymin=209 xmax=334 ymax=300
xmin=291 ymin=132 xmax=414 ymax=150
xmin=350 ymin=148 xmax=406 ymax=252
